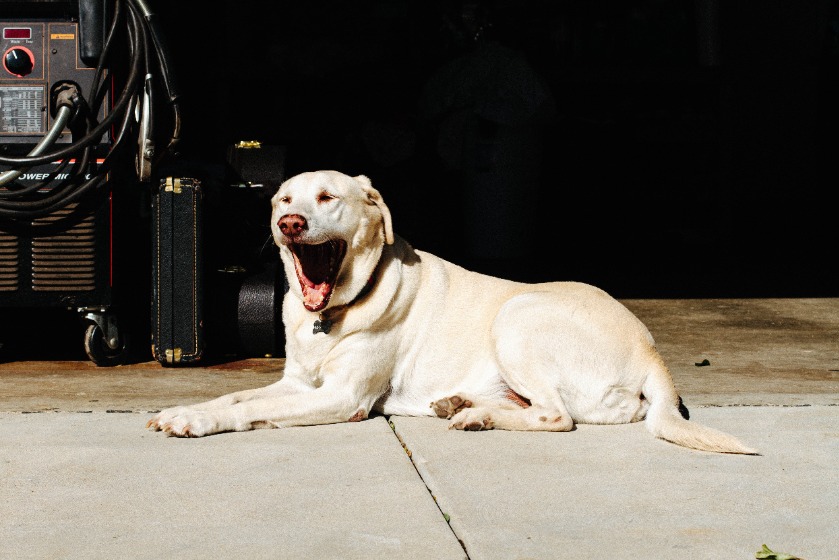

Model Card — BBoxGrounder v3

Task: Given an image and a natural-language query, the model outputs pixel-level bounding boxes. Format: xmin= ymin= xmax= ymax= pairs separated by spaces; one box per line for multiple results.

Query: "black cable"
xmin=88 ymin=0 xmax=123 ymax=114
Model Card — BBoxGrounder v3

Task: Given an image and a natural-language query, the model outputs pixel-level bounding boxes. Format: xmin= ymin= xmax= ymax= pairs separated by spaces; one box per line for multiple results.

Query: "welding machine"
xmin=0 ymin=0 xmax=181 ymax=364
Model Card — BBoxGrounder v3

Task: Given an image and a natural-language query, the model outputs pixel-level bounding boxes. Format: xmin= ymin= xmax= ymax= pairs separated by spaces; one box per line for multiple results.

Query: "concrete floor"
xmin=1 ymin=298 xmax=837 ymax=559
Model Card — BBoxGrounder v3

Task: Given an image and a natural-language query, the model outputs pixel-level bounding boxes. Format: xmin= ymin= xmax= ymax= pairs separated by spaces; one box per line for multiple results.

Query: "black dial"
xmin=4 ymin=47 xmax=34 ymax=77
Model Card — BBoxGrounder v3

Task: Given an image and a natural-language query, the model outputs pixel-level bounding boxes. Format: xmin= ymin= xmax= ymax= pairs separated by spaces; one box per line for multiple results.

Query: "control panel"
xmin=1 ymin=20 xmax=107 ymax=145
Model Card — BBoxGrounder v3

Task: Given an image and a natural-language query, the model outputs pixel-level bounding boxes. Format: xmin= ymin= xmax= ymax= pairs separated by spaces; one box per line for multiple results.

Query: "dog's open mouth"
xmin=288 ymin=240 xmax=347 ymax=312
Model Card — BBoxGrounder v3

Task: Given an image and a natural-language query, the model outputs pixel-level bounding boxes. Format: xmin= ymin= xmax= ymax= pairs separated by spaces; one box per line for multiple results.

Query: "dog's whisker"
xmin=258 ymin=233 xmax=275 ymax=257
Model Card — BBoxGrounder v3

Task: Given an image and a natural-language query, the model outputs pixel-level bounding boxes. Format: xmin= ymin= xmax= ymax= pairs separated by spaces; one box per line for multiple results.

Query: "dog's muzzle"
xmin=279 ymin=214 xmax=347 ymax=312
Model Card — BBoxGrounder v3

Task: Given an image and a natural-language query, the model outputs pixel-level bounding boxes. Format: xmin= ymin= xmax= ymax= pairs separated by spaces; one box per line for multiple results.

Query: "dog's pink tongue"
xmin=302 ymin=283 xmax=330 ymax=311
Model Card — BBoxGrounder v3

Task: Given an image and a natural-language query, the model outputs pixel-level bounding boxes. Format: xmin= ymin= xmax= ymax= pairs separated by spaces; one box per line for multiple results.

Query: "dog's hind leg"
xmin=463 ymin=291 xmax=596 ymax=433
xmin=448 ymin=402 xmax=574 ymax=432
xmin=435 ymin=388 xmax=574 ymax=432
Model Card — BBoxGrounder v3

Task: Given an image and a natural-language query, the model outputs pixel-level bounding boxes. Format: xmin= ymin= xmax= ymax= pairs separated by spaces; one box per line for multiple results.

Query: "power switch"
xmin=4 ymin=46 xmax=34 ymax=77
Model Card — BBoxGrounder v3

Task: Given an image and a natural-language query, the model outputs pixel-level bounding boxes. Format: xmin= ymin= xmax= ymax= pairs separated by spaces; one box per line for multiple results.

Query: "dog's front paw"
xmin=449 ymin=408 xmax=494 ymax=431
xmin=146 ymin=406 xmax=188 ymax=431
xmin=147 ymin=407 xmax=221 ymax=438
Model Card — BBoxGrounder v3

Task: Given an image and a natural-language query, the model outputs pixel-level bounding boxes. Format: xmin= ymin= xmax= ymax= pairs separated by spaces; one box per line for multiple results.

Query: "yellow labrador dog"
xmin=148 ymin=170 xmax=756 ymax=454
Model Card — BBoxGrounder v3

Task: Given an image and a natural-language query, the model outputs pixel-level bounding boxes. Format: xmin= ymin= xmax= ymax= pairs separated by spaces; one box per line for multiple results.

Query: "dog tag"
xmin=313 ymin=318 xmax=332 ymax=335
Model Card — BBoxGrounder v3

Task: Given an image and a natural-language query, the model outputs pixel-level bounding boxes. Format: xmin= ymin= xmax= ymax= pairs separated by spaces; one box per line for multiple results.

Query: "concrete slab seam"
xmin=387 ymin=416 xmax=471 ymax=560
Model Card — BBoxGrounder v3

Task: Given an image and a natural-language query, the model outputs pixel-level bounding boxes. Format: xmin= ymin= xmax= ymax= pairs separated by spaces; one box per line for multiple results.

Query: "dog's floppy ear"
xmin=355 ymin=175 xmax=394 ymax=245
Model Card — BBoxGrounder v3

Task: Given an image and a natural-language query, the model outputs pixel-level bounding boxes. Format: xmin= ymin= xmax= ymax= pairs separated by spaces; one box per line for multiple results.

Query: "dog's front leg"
xmin=156 ymin=382 xmax=377 ymax=437
xmin=147 ymin=376 xmax=310 ymax=433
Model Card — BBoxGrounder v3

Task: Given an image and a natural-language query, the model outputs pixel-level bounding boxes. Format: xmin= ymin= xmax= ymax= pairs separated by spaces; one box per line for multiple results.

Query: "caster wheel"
xmin=84 ymin=323 xmax=129 ymax=366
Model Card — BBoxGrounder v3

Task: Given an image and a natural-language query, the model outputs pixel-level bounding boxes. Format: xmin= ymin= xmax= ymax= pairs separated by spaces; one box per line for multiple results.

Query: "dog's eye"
xmin=317 ymin=192 xmax=336 ymax=203
xmin=278 ymin=196 xmax=291 ymax=204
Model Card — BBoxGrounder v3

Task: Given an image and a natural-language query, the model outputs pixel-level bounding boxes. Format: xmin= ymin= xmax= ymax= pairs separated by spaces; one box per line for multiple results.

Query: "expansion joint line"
xmin=386 ymin=417 xmax=471 ymax=559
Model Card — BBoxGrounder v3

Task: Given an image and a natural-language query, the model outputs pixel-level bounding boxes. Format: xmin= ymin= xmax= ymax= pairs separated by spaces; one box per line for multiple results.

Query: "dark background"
xmin=155 ymin=0 xmax=837 ymax=299
xmin=2 ymin=0 xmax=837 ymax=362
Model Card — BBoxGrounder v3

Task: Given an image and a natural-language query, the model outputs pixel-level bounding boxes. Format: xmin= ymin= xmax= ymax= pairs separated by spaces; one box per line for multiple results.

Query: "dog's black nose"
xmin=278 ymin=214 xmax=307 ymax=237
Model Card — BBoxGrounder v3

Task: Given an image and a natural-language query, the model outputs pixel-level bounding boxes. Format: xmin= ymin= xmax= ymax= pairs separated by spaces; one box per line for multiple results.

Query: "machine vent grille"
xmin=31 ymin=205 xmax=96 ymax=291
xmin=0 ymin=233 xmax=18 ymax=292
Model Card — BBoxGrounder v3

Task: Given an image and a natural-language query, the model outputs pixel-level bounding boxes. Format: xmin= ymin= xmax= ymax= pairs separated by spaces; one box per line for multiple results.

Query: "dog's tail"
xmin=642 ymin=357 xmax=758 ymax=455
